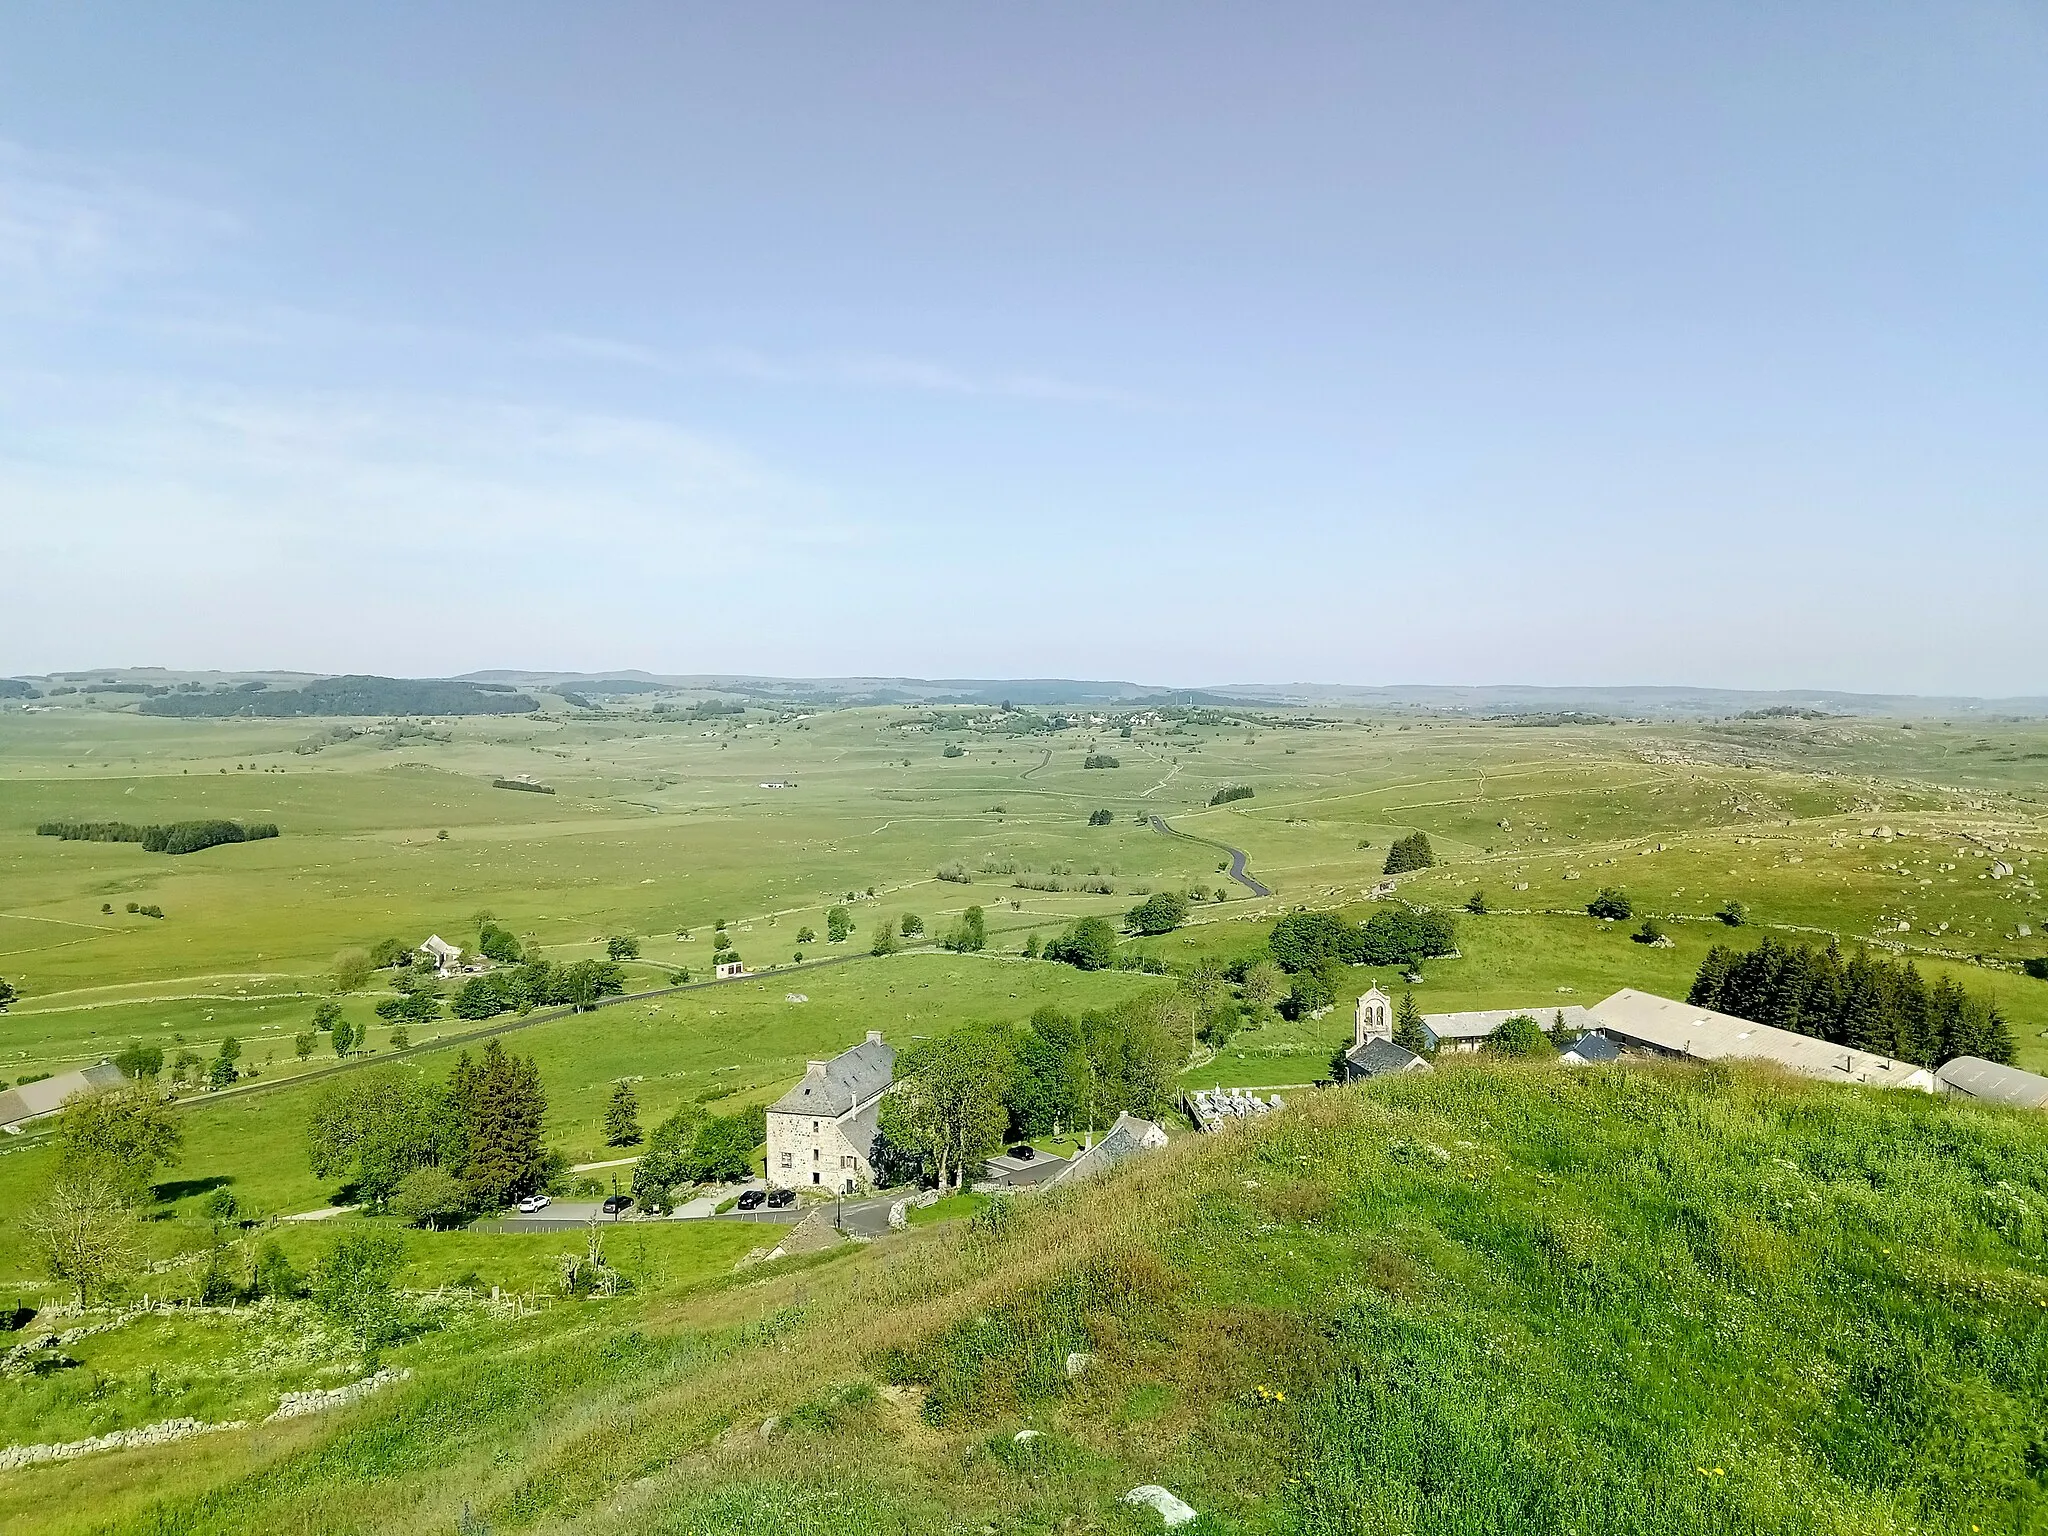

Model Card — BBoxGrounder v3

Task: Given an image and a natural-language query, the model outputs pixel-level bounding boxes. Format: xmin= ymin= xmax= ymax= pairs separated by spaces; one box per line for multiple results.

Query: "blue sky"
xmin=1 ymin=3 xmax=2043 ymax=692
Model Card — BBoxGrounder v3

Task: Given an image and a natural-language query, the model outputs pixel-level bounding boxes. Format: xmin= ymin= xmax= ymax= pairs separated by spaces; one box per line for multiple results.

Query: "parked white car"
xmin=516 ymin=1196 xmax=540 ymax=1214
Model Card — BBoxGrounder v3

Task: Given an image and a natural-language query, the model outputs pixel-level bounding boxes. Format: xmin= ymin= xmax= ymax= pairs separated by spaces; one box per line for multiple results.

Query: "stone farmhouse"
xmin=1419 ymin=1002 xmax=1602 ymax=1054
xmin=765 ymin=1031 xmax=894 ymax=1194
xmin=417 ymin=934 xmax=465 ymax=976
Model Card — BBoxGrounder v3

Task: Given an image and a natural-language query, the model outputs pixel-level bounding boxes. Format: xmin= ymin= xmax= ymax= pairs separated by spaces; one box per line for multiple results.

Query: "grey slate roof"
xmin=1936 ymin=1055 xmax=2048 ymax=1110
xmin=1561 ymin=1032 xmax=1623 ymax=1064
xmin=1049 ymin=1113 xmax=1165 ymax=1187
xmin=1423 ymin=1004 xmax=1600 ymax=1042
xmin=0 ymin=1061 xmax=126 ymax=1130
xmin=1342 ymin=1037 xmax=1429 ymax=1080
xmin=767 ymin=1035 xmax=894 ymax=1118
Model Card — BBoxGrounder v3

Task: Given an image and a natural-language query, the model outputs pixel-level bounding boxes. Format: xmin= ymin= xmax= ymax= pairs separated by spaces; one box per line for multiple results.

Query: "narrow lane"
xmin=1147 ymin=815 xmax=1272 ymax=897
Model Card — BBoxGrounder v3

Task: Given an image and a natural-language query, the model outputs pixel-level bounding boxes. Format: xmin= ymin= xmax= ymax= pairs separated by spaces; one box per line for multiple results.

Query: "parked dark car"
xmin=766 ymin=1188 xmax=796 ymax=1208
xmin=735 ymin=1189 xmax=766 ymax=1210
xmin=1007 ymin=1144 xmax=1036 ymax=1161
xmin=601 ymin=1194 xmax=632 ymax=1216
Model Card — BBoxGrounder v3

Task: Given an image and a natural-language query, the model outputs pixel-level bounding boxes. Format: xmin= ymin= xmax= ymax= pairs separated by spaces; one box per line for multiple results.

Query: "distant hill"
xmin=15 ymin=667 xmax=2048 ymax=718
xmin=137 ymin=676 xmax=538 ymax=718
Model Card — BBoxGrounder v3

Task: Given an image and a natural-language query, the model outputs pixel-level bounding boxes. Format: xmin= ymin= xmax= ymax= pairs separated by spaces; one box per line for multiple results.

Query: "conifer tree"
xmin=456 ymin=1040 xmax=548 ymax=1209
xmin=1393 ymin=991 xmax=1430 ymax=1055
xmin=604 ymin=1080 xmax=642 ymax=1147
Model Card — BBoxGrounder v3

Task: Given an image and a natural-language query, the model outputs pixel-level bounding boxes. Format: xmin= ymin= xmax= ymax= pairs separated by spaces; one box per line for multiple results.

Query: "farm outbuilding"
xmin=0 ymin=1061 xmax=126 ymax=1132
xmin=1935 ymin=1055 xmax=2048 ymax=1110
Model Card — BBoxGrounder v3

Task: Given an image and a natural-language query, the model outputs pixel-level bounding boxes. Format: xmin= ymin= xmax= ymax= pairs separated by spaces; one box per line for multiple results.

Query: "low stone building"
xmin=0 ymin=1061 xmax=125 ymax=1133
xmin=765 ymin=1031 xmax=894 ymax=1194
xmin=1044 ymin=1112 xmax=1167 ymax=1187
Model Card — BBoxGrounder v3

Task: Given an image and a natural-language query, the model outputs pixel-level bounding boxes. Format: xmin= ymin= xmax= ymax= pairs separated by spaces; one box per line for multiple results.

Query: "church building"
xmin=1335 ymin=984 xmax=1431 ymax=1084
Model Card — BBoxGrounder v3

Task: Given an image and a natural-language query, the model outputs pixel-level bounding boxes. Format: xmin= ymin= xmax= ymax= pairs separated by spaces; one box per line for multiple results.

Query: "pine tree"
xmin=604 ymin=1080 xmax=642 ymax=1147
xmin=458 ymin=1040 xmax=548 ymax=1210
xmin=1688 ymin=946 xmax=1733 ymax=1009
xmin=1393 ymin=991 xmax=1430 ymax=1055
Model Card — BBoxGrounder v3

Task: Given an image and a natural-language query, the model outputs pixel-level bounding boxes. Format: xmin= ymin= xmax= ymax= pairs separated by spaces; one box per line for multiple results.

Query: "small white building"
xmin=418 ymin=934 xmax=464 ymax=976
xmin=765 ymin=1031 xmax=895 ymax=1194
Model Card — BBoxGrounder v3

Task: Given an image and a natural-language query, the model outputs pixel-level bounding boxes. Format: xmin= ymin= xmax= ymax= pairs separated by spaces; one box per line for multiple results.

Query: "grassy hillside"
xmin=9 ymin=1058 xmax=2044 ymax=1534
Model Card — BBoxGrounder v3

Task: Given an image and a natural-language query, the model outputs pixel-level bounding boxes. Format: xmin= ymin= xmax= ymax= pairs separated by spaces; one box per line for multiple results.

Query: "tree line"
xmin=450 ymin=958 xmax=627 ymax=1020
xmin=139 ymin=674 xmax=538 ymax=718
xmin=1689 ymin=937 xmax=2016 ymax=1067
xmin=37 ymin=818 xmax=280 ymax=853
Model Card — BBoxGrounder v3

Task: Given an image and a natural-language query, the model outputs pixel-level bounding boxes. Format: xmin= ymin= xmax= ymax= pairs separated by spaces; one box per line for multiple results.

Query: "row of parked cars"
xmin=734 ymin=1188 xmax=797 ymax=1210
xmin=514 ymin=1193 xmax=635 ymax=1216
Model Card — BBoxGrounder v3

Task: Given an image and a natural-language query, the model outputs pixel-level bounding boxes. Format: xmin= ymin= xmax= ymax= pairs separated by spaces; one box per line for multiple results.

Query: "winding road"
xmin=1147 ymin=815 xmax=1272 ymax=897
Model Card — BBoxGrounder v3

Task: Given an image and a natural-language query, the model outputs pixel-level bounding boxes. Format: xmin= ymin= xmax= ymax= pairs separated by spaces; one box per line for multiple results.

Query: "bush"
xmin=942 ymin=743 xmax=965 ymax=758
xmin=1083 ymin=754 xmax=1120 ymax=769
xmin=1210 ymin=785 xmax=1254 ymax=806
xmin=1088 ymin=808 xmax=1114 ymax=826
xmin=1633 ymin=916 xmax=1664 ymax=944
xmin=1488 ymin=1013 xmax=1551 ymax=1056
xmin=1125 ymin=891 xmax=1190 ymax=936
xmin=479 ymin=924 xmax=521 ymax=962
xmin=936 ymin=861 xmax=973 ymax=884
xmin=1383 ymin=832 xmax=1436 ymax=874
xmin=1043 ymin=917 xmax=1117 ymax=970
xmin=941 ymin=907 xmax=987 ymax=953
xmin=393 ymin=1166 xmax=469 ymax=1229
xmin=2026 ymin=958 xmax=2048 ymax=981
xmin=1587 ymin=888 xmax=1633 ymax=920
xmin=1719 ymin=900 xmax=1746 ymax=927
xmin=1466 ymin=890 xmax=1488 ymax=914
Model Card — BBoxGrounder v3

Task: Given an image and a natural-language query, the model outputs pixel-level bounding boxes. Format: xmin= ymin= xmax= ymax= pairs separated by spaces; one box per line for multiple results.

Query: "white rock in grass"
xmin=1123 ymin=1485 xmax=1198 ymax=1527
xmin=1014 ymin=1429 xmax=1040 ymax=1442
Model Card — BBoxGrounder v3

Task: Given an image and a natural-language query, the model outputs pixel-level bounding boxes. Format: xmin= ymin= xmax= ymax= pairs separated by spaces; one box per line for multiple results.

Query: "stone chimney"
xmin=866 ymin=1030 xmax=884 ymax=1045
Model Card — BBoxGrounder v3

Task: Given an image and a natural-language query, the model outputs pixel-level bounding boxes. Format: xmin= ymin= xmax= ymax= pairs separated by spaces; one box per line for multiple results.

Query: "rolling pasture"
xmin=3 ymin=701 xmax=2047 ymax=1248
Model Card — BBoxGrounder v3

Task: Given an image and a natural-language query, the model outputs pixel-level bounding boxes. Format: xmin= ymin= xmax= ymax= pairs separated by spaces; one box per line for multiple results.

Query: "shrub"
xmin=1125 ymin=891 xmax=1190 ymax=936
xmin=479 ymin=924 xmax=521 ymax=962
xmin=1719 ymin=900 xmax=1746 ymax=927
xmin=1043 ymin=917 xmax=1117 ymax=970
xmin=1587 ymin=888 xmax=1633 ymax=920
xmin=1633 ymin=916 xmax=1664 ymax=944
xmin=1210 ymin=785 xmax=1254 ymax=806
xmin=2026 ymin=958 xmax=2048 ymax=981
xmin=1088 ymin=808 xmax=1114 ymax=826
xmin=1466 ymin=890 xmax=1488 ymax=914
xmin=942 ymin=743 xmax=965 ymax=758
xmin=1383 ymin=832 xmax=1435 ymax=874
xmin=1489 ymin=1013 xmax=1551 ymax=1056
xmin=1083 ymin=754 xmax=1120 ymax=769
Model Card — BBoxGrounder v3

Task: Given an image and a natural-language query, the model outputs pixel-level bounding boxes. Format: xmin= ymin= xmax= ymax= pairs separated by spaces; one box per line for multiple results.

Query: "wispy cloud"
xmin=0 ymin=141 xmax=235 ymax=293
xmin=540 ymin=332 xmax=1150 ymax=408
xmin=0 ymin=373 xmax=853 ymax=564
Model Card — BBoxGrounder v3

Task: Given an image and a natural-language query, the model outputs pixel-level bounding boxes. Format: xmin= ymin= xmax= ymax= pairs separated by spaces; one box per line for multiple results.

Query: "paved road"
xmin=1147 ymin=815 xmax=1272 ymax=897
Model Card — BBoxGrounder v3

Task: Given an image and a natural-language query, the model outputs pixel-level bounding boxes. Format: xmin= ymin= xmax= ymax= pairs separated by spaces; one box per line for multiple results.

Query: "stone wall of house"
xmin=767 ymin=1109 xmax=868 ymax=1192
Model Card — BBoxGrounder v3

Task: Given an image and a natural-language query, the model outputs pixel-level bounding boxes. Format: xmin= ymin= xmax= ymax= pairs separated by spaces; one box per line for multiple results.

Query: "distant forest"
xmin=37 ymin=819 xmax=281 ymax=854
xmin=139 ymin=676 xmax=539 ymax=718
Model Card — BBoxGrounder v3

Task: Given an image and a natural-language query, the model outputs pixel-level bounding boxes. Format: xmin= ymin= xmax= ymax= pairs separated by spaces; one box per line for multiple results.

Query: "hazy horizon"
xmin=3 ymin=3 xmax=2043 ymax=692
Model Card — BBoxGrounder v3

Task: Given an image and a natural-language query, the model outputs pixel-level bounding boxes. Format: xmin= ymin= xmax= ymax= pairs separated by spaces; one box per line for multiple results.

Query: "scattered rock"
xmin=1064 ymin=1351 xmax=1095 ymax=1379
xmin=1123 ymin=1484 xmax=1199 ymax=1527
xmin=1013 ymin=1429 xmax=1040 ymax=1442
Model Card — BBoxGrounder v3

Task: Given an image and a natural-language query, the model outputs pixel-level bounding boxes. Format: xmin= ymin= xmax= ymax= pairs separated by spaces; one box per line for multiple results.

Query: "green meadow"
xmin=3 ymin=698 xmax=2047 ymax=1529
